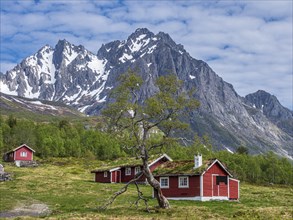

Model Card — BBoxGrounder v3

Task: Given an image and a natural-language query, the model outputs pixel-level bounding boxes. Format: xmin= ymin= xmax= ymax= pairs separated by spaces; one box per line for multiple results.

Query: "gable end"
xmin=202 ymin=159 xmax=233 ymax=177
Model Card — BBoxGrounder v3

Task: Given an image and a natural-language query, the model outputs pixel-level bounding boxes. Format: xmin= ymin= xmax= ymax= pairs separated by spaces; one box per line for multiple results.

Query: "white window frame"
xmin=178 ymin=176 xmax=189 ymax=188
xmin=160 ymin=177 xmax=169 ymax=188
xmin=104 ymin=171 xmax=108 ymax=177
xmin=135 ymin=166 xmax=141 ymax=175
xmin=20 ymin=151 xmax=27 ymax=157
xmin=125 ymin=167 xmax=131 ymax=176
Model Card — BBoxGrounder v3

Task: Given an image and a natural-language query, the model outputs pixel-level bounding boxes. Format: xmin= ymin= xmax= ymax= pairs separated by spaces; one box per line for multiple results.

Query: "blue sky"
xmin=0 ymin=0 xmax=292 ymax=109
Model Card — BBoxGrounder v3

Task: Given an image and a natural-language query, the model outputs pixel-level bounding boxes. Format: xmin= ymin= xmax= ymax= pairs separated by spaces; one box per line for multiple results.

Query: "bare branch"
xmin=132 ymin=182 xmax=150 ymax=212
xmin=131 ymin=118 xmax=141 ymax=146
xmin=98 ymin=173 xmax=144 ymax=210
xmin=147 ymin=111 xmax=173 ymax=130
xmin=147 ymin=142 xmax=166 ymax=152
xmin=134 ymin=117 xmax=145 ymax=126
xmin=121 ymin=144 xmax=137 ymax=150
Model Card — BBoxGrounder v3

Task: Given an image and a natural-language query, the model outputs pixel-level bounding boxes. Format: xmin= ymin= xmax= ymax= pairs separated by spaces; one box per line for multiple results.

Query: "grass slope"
xmin=0 ymin=158 xmax=292 ymax=219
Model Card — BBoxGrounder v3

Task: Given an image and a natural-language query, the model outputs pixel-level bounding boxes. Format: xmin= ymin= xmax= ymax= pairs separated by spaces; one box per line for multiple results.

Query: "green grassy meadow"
xmin=0 ymin=158 xmax=292 ymax=219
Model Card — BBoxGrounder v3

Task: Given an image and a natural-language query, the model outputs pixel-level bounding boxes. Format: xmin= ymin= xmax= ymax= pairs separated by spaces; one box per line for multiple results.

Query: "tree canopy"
xmin=101 ymin=70 xmax=200 ymax=209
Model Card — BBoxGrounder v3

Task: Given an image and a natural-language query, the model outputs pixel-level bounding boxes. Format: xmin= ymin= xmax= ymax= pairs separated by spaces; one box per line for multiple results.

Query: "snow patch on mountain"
xmin=119 ymin=53 xmax=133 ymax=63
xmin=129 ymin=34 xmax=150 ymax=53
xmin=118 ymin=41 xmax=125 ymax=48
xmin=147 ymin=45 xmax=157 ymax=54
xmin=29 ymin=100 xmax=57 ymax=110
xmin=12 ymin=97 xmax=25 ymax=104
xmin=225 ymin=147 xmax=234 ymax=154
xmin=88 ymin=83 xmax=105 ymax=99
xmin=0 ymin=81 xmax=17 ymax=96
xmin=88 ymin=56 xmax=106 ymax=75
xmin=64 ymin=46 xmax=78 ymax=66
xmin=24 ymin=87 xmax=40 ymax=99
xmin=65 ymin=89 xmax=81 ymax=102
xmin=98 ymin=96 xmax=107 ymax=103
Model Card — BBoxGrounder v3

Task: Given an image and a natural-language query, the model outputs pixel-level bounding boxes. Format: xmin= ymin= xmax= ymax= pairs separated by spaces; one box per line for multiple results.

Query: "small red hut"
xmin=3 ymin=144 xmax=35 ymax=162
xmin=153 ymin=155 xmax=239 ymax=201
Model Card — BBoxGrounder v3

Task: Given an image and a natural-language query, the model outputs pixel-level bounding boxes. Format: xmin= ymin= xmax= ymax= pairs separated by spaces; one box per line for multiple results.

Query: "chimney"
xmin=194 ymin=154 xmax=202 ymax=169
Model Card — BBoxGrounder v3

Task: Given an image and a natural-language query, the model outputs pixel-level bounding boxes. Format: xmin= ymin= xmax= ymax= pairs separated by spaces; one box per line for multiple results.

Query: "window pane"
xmin=179 ymin=177 xmax=188 ymax=187
xmin=160 ymin=178 xmax=168 ymax=187
xmin=126 ymin=168 xmax=131 ymax=175
xmin=20 ymin=152 xmax=27 ymax=157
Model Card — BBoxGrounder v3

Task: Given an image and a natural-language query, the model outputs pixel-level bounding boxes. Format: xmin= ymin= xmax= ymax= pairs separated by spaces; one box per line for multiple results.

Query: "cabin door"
xmin=213 ymin=175 xmax=228 ymax=197
xmin=111 ymin=171 xmax=120 ymax=183
xmin=116 ymin=170 xmax=121 ymax=183
xmin=212 ymin=175 xmax=219 ymax=197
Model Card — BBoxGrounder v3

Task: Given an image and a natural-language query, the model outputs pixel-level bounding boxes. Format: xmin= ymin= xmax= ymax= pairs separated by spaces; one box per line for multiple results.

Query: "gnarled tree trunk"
xmin=142 ymin=160 xmax=170 ymax=209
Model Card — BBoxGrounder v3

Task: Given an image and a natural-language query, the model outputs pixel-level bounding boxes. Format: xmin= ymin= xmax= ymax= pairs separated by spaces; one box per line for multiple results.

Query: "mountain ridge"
xmin=0 ymin=28 xmax=292 ymax=159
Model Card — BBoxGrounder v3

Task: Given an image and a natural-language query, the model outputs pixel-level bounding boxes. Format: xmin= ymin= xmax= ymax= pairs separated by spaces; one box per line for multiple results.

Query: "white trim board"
xmin=200 ymin=175 xmax=203 ymax=197
xmin=148 ymin=154 xmax=173 ymax=167
xmin=229 ymin=178 xmax=240 ymax=182
xmin=13 ymin=144 xmax=36 ymax=153
xmin=165 ymin=196 xmax=229 ymax=201
xmin=202 ymin=159 xmax=233 ymax=177
xmin=109 ymin=167 xmax=121 ymax=172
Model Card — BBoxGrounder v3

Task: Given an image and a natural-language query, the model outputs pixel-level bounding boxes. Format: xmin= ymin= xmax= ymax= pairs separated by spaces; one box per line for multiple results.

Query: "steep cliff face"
xmin=0 ymin=28 xmax=292 ymax=159
xmin=245 ymin=90 xmax=293 ymax=137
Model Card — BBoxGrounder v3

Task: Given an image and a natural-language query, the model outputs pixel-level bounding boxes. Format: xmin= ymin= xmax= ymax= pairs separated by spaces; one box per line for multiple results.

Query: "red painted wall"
xmin=203 ymin=162 xmax=228 ymax=197
xmin=149 ymin=157 xmax=168 ymax=172
xmin=219 ymin=182 xmax=228 ymax=196
xmin=95 ymin=171 xmax=111 ymax=183
xmin=120 ymin=166 xmax=146 ymax=183
xmin=229 ymin=179 xmax=239 ymax=199
xmin=93 ymin=156 xmax=170 ymax=184
xmin=14 ymin=146 xmax=33 ymax=161
xmin=155 ymin=176 xmax=200 ymax=197
xmin=120 ymin=167 xmax=135 ymax=182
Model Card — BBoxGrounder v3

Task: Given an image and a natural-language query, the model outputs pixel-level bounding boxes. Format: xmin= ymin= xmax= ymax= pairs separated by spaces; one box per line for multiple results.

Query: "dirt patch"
xmin=0 ymin=202 xmax=51 ymax=218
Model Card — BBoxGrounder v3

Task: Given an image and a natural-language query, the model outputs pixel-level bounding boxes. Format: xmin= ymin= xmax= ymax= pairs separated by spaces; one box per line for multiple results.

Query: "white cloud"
xmin=0 ymin=0 xmax=292 ymax=109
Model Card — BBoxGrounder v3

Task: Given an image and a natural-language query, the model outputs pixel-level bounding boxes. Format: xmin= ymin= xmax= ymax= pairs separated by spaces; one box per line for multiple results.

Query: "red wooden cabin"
xmin=153 ymin=155 xmax=239 ymax=201
xmin=3 ymin=144 xmax=35 ymax=162
xmin=91 ymin=154 xmax=172 ymax=184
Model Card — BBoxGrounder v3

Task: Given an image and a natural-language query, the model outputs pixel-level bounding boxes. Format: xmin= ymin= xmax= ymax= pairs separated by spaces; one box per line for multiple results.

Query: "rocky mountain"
xmin=0 ymin=28 xmax=292 ymax=159
xmin=245 ymin=90 xmax=293 ymax=136
xmin=0 ymin=40 xmax=110 ymax=113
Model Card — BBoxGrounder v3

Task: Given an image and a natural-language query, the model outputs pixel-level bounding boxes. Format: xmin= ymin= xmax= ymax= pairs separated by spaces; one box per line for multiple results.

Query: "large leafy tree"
xmin=101 ymin=70 xmax=200 ymax=209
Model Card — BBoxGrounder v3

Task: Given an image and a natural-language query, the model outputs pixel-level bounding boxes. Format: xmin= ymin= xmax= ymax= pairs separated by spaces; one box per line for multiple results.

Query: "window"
xmin=20 ymin=151 xmax=27 ymax=157
xmin=216 ymin=176 xmax=227 ymax=185
xmin=160 ymin=177 xmax=169 ymax=188
xmin=104 ymin=172 xmax=107 ymax=177
xmin=178 ymin=176 xmax=189 ymax=188
xmin=135 ymin=166 xmax=141 ymax=175
xmin=125 ymin=167 xmax=131 ymax=176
